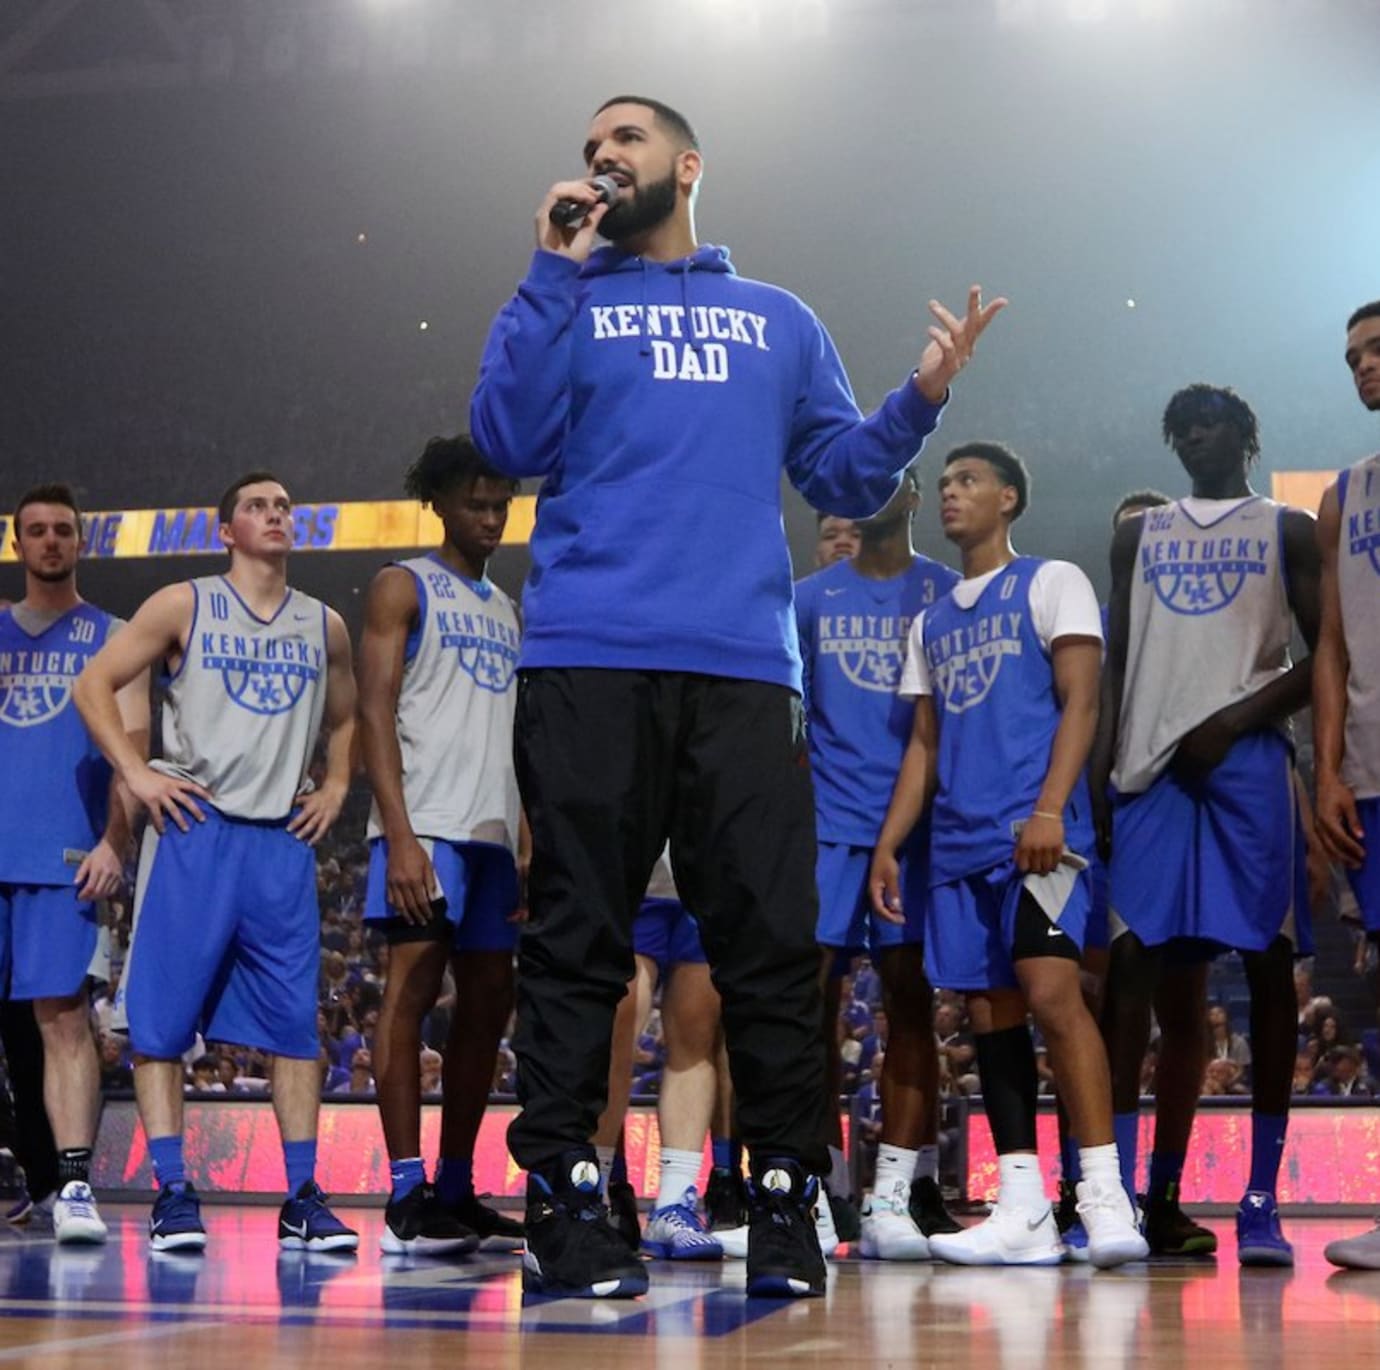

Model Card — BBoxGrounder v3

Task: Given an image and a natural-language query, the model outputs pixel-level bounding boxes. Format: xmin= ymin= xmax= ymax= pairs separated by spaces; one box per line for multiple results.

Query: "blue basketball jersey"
xmin=921 ymin=557 xmax=1093 ymax=884
xmin=0 ymin=602 xmax=116 ymax=885
xmin=795 ymin=555 xmax=958 ymax=845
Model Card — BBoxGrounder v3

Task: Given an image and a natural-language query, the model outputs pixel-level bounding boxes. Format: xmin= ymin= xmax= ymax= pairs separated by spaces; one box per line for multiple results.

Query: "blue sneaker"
xmin=278 ymin=1181 xmax=359 ymax=1253
xmin=1061 ymin=1218 xmax=1091 ymax=1263
xmin=149 ymin=1181 xmax=208 ymax=1252
xmin=642 ymin=1187 xmax=724 ymax=1260
xmin=1236 ymin=1190 xmax=1293 ymax=1267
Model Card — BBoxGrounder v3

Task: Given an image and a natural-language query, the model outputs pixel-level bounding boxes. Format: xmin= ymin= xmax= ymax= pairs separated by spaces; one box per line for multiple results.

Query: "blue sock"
xmin=712 ymin=1137 xmax=733 ymax=1171
xmin=149 ymin=1134 xmax=186 ymax=1189
xmin=1247 ymin=1113 xmax=1288 ymax=1196
xmin=610 ymin=1151 xmax=628 ymax=1186
xmin=283 ymin=1139 xmax=316 ymax=1198
xmin=435 ymin=1157 xmax=474 ymax=1207
xmin=1114 ymin=1112 xmax=1139 ymax=1201
xmin=1059 ymin=1130 xmax=1081 ymax=1186
xmin=390 ymin=1157 xmax=426 ymax=1202
xmin=1147 ymin=1149 xmax=1185 ymax=1202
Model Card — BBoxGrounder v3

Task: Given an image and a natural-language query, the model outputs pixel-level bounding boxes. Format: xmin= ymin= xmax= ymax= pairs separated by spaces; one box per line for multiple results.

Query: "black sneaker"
xmin=705 ymin=1165 xmax=748 ymax=1231
xmin=380 ymin=1183 xmax=479 ymax=1257
xmin=1144 ymin=1182 xmax=1218 ymax=1257
xmin=522 ymin=1152 xmax=649 ymax=1298
xmin=607 ymin=1179 xmax=641 ymax=1252
xmin=446 ymin=1193 xmax=525 ymax=1253
xmin=910 ymin=1174 xmax=963 ymax=1237
xmin=1054 ymin=1178 xmax=1080 ymax=1236
xmin=745 ymin=1159 xmax=825 ymax=1298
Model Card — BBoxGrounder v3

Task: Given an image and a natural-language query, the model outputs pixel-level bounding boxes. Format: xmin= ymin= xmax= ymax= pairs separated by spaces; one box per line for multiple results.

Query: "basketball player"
xmin=815 ymin=514 xmax=862 ymax=568
xmin=1317 ymin=301 xmax=1380 ymax=1270
xmin=357 ymin=435 xmax=525 ymax=1257
xmin=594 ymin=847 xmax=724 ymax=1260
xmin=795 ymin=466 xmax=961 ymax=1261
xmin=0 ymin=484 xmax=147 ymax=1244
xmin=871 ymin=442 xmax=1146 ymax=1269
xmin=1093 ymin=385 xmax=1320 ymax=1267
xmin=74 ymin=472 xmax=359 ymax=1253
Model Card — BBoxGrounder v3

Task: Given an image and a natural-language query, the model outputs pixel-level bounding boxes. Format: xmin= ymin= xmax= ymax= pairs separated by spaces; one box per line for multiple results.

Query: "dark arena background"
xmin=2 ymin=0 xmax=1379 ymax=1364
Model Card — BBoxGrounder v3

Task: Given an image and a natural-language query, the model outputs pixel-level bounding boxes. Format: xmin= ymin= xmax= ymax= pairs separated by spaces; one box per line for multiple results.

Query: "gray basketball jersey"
xmin=152 ymin=576 xmax=329 ymax=820
xmin=1113 ymin=496 xmax=1293 ymax=794
xmin=1339 ymin=455 xmax=1380 ymax=799
xmin=365 ymin=556 xmax=521 ymax=851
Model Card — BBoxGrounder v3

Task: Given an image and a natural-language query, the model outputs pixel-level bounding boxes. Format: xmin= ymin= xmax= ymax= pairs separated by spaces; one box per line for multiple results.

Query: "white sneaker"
xmin=928 ymin=1200 xmax=1063 ymax=1266
xmin=859 ymin=1180 xmax=930 ymax=1261
xmin=813 ymin=1179 xmax=839 ymax=1258
xmin=54 ymin=1181 xmax=108 ymax=1245
xmin=1075 ymin=1178 xmax=1149 ymax=1269
xmin=715 ymin=1223 xmax=749 ymax=1259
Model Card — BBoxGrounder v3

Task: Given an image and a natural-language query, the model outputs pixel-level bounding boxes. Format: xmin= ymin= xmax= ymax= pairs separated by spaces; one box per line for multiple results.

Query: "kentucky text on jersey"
xmin=1348 ymin=503 xmax=1380 ymax=558
xmin=924 ymin=612 xmax=1025 ymax=712
xmin=817 ymin=613 xmax=914 ymax=692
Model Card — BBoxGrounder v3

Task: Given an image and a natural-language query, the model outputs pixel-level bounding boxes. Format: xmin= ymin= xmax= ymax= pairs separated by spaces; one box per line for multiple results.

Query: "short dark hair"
xmin=1111 ymin=488 xmax=1171 ymax=528
xmin=404 ymin=436 xmax=518 ymax=505
xmin=217 ymin=471 xmax=287 ymax=526
xmin=1347 ymin=301 xmax=1380 ymax=331
xmin=14 ymin=482 xmax=81 ymax=530
xmin=944 ymin=441 xmax=1031 ymax=520
xmin=1161 ymin=384 xmax=1261 ymax=464
xmin=595 ymin=95 xmax=699 ymax=150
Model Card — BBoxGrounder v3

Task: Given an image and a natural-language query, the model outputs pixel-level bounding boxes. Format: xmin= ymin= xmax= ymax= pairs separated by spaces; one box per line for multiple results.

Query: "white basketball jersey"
xmin=1339 ymin=455 xmax=1380 ymax=799
xmin=1114 ymin=496 xmax=1293 ymax=794
xmin=366 ymin=556 xmax=521 ymax=851
xmin=152 ymin=576 xmax=329 ymax=820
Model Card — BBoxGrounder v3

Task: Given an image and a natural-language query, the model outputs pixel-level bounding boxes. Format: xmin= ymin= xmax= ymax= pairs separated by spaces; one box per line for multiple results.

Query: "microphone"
xmin=550 ymin=175 xmax=619 ymax=229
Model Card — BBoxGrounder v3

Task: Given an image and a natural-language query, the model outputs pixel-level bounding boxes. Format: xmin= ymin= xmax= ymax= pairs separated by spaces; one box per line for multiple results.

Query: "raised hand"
xmin=914 ymin=285 xmax=1008 ymax=404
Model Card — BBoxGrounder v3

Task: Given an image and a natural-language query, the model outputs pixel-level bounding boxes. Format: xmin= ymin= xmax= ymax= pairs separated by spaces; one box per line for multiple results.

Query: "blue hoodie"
xmin=470 ymin=245 xmax=945 ymax=692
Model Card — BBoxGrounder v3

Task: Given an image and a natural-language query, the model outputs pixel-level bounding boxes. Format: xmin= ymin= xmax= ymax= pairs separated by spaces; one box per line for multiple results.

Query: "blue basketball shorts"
xmin=0 ymin=883 xmax=99 ymax=1000
xmin=1109 ymin=730 xmax=1311 ymax=956
xmin=1345 ymin=796 xmax=1380 ymax=936
xmin=365 ymin=838 xmax=519 ymax=952
xmin=632 ymin=896 xmax=708 ymax=975
xmin=925 ymin=860 xmax=1090 ymax=992
xmin=1086 ymin=851 xmax=1111 ymax=952
xmin=815 ymin=841 xmax=924 ymax=968
xmin=124 ymin=807 xmax=320 ymax=1060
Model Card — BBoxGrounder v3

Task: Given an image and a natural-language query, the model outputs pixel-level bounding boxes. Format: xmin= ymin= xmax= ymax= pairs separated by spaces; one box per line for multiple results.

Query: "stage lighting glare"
xmin=356 ymin=233 xmax=368 ymax=244
xmin=1126 ymin=298 xmax=1137 ymax=309
xmin=418 ymin=320 xmax=429 ymax=331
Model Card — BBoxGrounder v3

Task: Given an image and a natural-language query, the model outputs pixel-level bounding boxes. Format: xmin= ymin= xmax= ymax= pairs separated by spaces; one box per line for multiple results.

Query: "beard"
xmin=29 ymin=563 xmax=76 ymax=584
xmin=600 ymin=167 xmax=678 ymax=243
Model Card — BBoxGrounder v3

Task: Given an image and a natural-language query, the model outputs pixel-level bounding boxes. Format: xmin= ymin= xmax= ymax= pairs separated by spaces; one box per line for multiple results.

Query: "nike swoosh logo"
xmin=824 ymin=588 xmax=847 ymax=597
xmin=1027 ymin=1213 xmax=1049 ymax=1231
xmin=282 ymin=1220 xmax=308 ymax=1238
xmin=1046 ymin=925 xmax=1065 ymax=938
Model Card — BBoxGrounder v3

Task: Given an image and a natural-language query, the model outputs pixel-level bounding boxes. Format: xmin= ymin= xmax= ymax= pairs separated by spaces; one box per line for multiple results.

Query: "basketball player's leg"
xmin=644 ymin=955 xmax=723 ymax=1260
xmin=434 ymin=844 xmax=521 ymax=1247
xmin=704 ymin=1028 xmax=748 ymax=1238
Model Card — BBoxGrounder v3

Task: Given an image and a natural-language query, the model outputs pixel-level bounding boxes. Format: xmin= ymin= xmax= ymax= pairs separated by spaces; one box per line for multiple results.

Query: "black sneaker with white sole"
xmin=446 ymin=1193 xmax=525 ymax=1252
xmin=521 ymin=1151 xmax=649 ymax=1298
xmin=380 ymin=1183 xmax=479 ymax=1257
xmin=745 ymin=1159 xmax=826 ymax=1298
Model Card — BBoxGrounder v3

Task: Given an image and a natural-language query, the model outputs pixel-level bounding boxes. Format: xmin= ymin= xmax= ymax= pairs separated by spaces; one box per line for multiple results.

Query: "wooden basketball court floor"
xmin=0 ymin=1206 xmax=1379 ymax=1367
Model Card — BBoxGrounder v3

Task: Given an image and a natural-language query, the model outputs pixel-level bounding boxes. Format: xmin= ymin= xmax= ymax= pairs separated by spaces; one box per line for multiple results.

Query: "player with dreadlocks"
xmin=357 ymin=435 xmax=528 ymax=1256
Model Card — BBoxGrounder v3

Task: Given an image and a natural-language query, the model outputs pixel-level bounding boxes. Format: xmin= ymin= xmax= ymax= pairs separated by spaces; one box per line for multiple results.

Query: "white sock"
xmin=656 ymin=1148 xmax=702 ymax=1211
xmin=997 ymin=1152 xmax=1047 ymax=1209
xmin=1079 ymin=1142 xmax=1120 ymax=1189
xmin=915 ymin=1145 xmax=940 ymax=1183
xmin=595 ymin=1145 xmax=615 ymax=1192
xmin=827 ymin=1144 xmax=851 ymax=1198
xmin=874 ymin=1145 xmax=918 ymax=1198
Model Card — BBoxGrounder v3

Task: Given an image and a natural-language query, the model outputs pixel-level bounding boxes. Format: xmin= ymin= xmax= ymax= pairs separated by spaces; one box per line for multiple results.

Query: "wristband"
xmin=1032 ymin=810 xmax=1063 ymax=822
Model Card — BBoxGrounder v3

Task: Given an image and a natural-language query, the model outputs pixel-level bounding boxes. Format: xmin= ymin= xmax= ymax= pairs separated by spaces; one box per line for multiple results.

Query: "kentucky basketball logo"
xmin=436 ymin=609 xmax=518 ymax=694
xmin=818 ymin=613 xmax=912 ymax=694
xmin=1140 ymin=533 xmax=1270 ymax=616
xmin=0 ymin=659 xmax=76 ymax=728
xmin=200 ymin=631 xmax=322 ymax=716
xmin=925 ymin=613 xmax=1024 ymax=714
xmin=1346 ymin=500 xmax=1380 ymax=578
